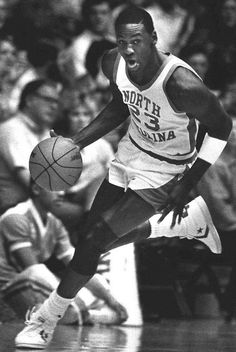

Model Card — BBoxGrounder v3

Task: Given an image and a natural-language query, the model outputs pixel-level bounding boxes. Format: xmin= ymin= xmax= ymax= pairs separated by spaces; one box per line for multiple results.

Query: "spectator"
xmin=182 ymin=45 xmax=221 ymax=150
xmin=1 ymin=0 xmax=54 ymax=51
xmin=206 ymin=0 xmax=236 ymax=90
xmin=49 ymin=0 xmax=83 ymax=42
xmin=181 ymin=45 xmax=210 ymax=81
xmin=194 ymin=83 xmax=236 ymax=318
xmin=0 ymin=79 xmax=59 ymax=215
xmin=220 ymin=82 xmax=236 ymax=118
xmin=112 ymin=0 xmax=151 ymax=19
xmin=195 ymin=121 xmax=236 ymax=243
xmin=0 ymin=36 xmax=24 ymax=121
xmin=146 ymin=0 xmax=196 ymax=55
xmin=9 ymin=40 xmax=62 ymax=113
xmin=0 ymin=0 xmax=11 ymax=30
xmin=0 ymin=179 xmax=128 ymax=325
xmin=57 ymin=0 xmax=115 ymax=85
xmin=57 ymin=75 xmax=125 ymax=153
xmin=85 ymin=38 xmax=116 ymax=88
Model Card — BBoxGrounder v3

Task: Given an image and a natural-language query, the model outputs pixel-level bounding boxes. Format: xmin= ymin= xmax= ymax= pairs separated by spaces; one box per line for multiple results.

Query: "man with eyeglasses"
xmin=0 ymin=79 xmax=59 ymax=215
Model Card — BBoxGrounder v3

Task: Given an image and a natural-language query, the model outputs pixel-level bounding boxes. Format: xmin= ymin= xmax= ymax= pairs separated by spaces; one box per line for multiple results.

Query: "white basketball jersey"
xmin=113 ymin=53 xmax=199 ymax=165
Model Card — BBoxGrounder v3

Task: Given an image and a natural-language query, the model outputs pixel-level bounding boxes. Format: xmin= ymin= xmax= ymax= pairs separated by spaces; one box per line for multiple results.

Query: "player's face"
xmin=116 ymin=23 xmax=156 ymax=74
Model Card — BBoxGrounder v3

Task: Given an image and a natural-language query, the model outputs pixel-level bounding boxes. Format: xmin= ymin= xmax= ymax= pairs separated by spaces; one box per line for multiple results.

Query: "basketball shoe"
xmin=15 ymin=301 xmax=83 ymax=349
xmin=15 ymin=307 xmax=55 ymax=349
xmin=149 ymin=196 xmax=222 ymax=254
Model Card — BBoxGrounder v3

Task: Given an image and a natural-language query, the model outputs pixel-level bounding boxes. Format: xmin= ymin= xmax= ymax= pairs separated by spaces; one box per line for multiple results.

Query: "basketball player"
xmin=15 ymin=6 xmax=232 ymax=349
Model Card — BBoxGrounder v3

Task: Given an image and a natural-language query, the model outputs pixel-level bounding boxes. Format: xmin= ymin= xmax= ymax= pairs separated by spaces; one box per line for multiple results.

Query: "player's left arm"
xmin=160 ymin=67 xmax=232 ymax=226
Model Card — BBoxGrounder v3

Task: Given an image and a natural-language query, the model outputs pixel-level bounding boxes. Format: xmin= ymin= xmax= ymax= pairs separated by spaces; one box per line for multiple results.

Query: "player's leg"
xmin=15 ymin=181 xmax=155 ymax=349
xmin=106 ymin=221 xmax=151 ymax=251
xmin=106 ymin=196 xmax=221 ymax=254
xmin=148 ymin=196 xmax=222 ymax=254
xmin=58 ymin=185 xmax=155 ymax=298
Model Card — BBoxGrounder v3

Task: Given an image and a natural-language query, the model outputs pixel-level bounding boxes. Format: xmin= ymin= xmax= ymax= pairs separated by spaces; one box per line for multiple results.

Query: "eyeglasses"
xmin=33 ymin=93 xmax=59 ymax=105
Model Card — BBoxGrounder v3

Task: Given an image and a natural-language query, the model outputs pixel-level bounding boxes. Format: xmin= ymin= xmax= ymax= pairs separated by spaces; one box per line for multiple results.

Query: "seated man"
xmin=0 ymin=179 xmax=128 ymax=325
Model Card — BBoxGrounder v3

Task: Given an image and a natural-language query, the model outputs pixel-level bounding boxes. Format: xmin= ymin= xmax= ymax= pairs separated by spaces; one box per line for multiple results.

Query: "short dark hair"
xmin=115 ymin=6 xmax=154 ymax=34
xmin=26 ymin=40 xmax=58 ymax=68
xmin=82 ymin=0 xmax=111 ymax=25
xmin=19 ymin=79 xmax=57 ymax=111
xmin=85 ymin=39 xmax=116 ymax=78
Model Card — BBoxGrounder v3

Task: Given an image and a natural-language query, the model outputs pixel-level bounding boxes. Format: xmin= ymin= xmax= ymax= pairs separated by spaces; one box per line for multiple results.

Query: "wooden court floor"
xmin=1 ymin=318 xmax=236 ymax=352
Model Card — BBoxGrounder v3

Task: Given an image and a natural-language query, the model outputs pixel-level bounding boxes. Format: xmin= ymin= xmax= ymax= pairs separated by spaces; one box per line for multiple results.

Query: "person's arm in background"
xmin=61 ymin=255 xmax=128 ymax=322
xmin=61 ymin=253 xmax=128 ymax=322
xmin=3 ymin=214 xmax=62 ymax=289
xmin=85 ymin=273 xmax=128 ymax=323
xmin=0 ymin=123 xmax=34 ymax=191
xmin=159 ymin=66 xmax=232 ymax=226
xmin=2 ymin=214 xmax=38 ymax=269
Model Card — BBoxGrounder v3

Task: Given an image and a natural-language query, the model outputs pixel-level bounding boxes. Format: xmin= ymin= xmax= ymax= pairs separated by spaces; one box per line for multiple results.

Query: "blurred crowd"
xmin=0 ymin=0 xmax=235 ymax=323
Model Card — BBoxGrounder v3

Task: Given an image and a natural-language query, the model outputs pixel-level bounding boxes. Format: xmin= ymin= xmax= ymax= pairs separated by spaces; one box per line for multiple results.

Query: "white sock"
xmin=149 ymin=212 xmax=187 ymax=238
xmin=35 ymin=290 xmax=74 ymax=323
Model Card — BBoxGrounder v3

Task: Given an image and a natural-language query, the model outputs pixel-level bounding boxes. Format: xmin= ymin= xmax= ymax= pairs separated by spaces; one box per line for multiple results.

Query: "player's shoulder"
xmin=101 ymin=48 xmax=119 ymax=81
xmin=167 ymin=65 xmax=203 ymax=92
xmin=165 ymin=62 xmax=213 ymax=113
xmin=166 ymin=64 xmax=210 ymax=103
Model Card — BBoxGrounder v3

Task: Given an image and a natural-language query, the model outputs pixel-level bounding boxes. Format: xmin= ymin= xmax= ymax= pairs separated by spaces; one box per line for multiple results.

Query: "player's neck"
xmin=129 ymin=48 xmax=165 ymax=86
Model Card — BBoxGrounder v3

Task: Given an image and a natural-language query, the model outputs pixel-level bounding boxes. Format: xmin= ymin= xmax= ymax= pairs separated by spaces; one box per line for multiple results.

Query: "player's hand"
xmin=50 ymin=129 xmax=58 ymax=137
xmin=50 ymin=130 xmax=77 ymax=147
xmin=158 ymin=177 xmax=192 ymax=228
xmin=107 ymin=298 xmax=128 ymax=324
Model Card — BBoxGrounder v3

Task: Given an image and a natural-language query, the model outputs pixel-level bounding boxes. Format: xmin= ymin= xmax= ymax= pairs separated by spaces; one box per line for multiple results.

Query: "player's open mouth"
xmin=127 ymin=59 xmax=139 ymax=70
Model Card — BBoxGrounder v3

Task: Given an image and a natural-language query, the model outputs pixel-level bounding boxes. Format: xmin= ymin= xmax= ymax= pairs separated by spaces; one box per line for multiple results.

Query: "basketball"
xmin=29 ymin=137 xmax=83 ymax=191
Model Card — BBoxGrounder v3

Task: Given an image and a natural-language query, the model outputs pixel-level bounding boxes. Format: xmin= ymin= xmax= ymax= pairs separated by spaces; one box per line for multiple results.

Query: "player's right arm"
xmin=72 ymin=48 xmax=130 ymax=149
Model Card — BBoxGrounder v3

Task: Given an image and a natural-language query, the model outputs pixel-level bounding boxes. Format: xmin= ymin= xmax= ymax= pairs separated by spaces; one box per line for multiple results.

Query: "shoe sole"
xmin=15 ymin=342 xmax=46 ymax=349
xmin=195 ymin=196 xmax=222 ymax=254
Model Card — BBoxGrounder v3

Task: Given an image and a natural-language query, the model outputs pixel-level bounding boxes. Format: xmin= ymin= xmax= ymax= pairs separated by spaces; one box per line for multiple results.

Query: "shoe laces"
xmin=25 ymin=306 xmax=37 ymax=324
xmin=25 ymin=306 xmax=49 ymax=329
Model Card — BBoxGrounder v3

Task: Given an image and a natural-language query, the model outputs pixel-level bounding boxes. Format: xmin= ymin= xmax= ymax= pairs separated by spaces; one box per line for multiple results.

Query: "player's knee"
xmin=70 ymin=237 xmax=101 ymax=275
xmin=85 ymin=217 xmax=118 ymax=252
xmin=70 ymin=218 xmax=118 ymax=275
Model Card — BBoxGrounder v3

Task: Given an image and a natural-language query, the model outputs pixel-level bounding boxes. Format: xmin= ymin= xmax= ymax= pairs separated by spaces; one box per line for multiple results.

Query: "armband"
xmin=198 ymin=134 xmax=227 ymax=164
